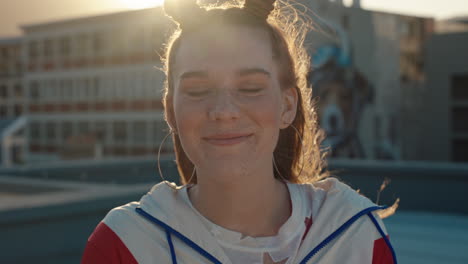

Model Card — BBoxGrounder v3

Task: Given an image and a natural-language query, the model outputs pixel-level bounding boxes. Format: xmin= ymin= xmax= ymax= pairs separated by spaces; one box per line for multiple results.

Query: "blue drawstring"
xmin=135 ymin=207 xmax=222 ymax=264
xmin=165 ymin=229 xmax=178 ymax=264
xmin=367 ymin=212 xmax=398 ymax=264
xmin=299 ymin=206 xmax=393 ymax=264
xmin=138 ymin=206 xmax=397 ymax=264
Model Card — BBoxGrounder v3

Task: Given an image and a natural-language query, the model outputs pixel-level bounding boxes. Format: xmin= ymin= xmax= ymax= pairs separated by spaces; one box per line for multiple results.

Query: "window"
xmin=0 ymin=105 xmax=6 ymax=117
xmin=29 ymin=41 xmax=38 ymax=59
xmin=13 ymin=105 xmax=22 ymax=116
xmin=84 ymin=78 xmax=91 ymax=99
xmin=30 ymin=122 xmax=41 ymax=142
xmin=77 ymin=34 xmax=88 ymax=55
xmin=92 ymin=76 xmax=100 ymax=98
xmin=78 ymin=121 xmax=89 ymax=135
xmin=132 ymin=121 xmax=147 ymax=144
xmin=111 ymin=29 xmax=124 ymax=55
xmin=94 ymin=121 xmax=107 ymax=143
xmin=122 ymin=74 xmax=131 ymax=98
xmin=44 ymin=39 xmax=53 ymax=58
xmin=62 ymin=121 xmax=73 ymax=142
xmin=59 ymin=37 xmax=71 ymax=57
xmin=452 ymin=107 xmax=468 ymax=133
xmin=50 ymin=79 xmax=58 ymax=100
xmin=30 ymin=81 xmax=40 ymax=101
xmin=92 ymin=31 xmax=105 ymax=55
xmin=46 ymin=122 xmax=56 ymax=140
xmin=74 ymin=79 xmax=84 ymax=100
xmin=451 ymin=73 xmax=468 ymax=101
xmin=113 ymin=121 xmax=127 ymax=143
xmin=58 ymin=80 xmax=66 ymax=99
xmin=0 ymin=47 xmax=7 ymax=59
xmin=14 ymin=84 xmax=22 ymax=97
xmin=452 ymin=139 xmax=468 ymax=162
xmin=0 ymin=85 xmax=7 ymax=98
xmin=0 ymin=63 xmax=7 ymax=75
xmin=64 ymin=79 xmax=73 ymax=99
xmin=15 ymin=62 xmax=22 ymax=73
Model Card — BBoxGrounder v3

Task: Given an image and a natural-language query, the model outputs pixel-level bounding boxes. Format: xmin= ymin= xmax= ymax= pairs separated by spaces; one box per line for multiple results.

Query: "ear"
xmin=280 ymin=86 xmax=298 ymax=129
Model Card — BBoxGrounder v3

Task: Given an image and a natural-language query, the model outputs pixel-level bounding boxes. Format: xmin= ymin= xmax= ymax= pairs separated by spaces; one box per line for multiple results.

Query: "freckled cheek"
xmin=247 ymin=99 xmax=282 ymax=128
xmin=174 ymin=103 xmax=204 ymax=139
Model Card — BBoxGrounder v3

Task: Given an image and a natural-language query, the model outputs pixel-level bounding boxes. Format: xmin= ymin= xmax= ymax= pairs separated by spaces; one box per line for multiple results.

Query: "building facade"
xmin=422 ymin=31 xmax=468 ymax=162
xmin=2 ymin=1 xmax=464 ymax=165
xmin=0 ymin=37 xmax=26 ymax=166
xmin=0 ymin=37 xmax=24 ymax=118
xmin=20 ymin=8 xmax=173 ymax=163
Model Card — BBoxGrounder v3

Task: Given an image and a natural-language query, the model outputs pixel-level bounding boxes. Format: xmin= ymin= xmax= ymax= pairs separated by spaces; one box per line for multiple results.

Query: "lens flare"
xmin=119 ymin=0 xmax=165 ymax=9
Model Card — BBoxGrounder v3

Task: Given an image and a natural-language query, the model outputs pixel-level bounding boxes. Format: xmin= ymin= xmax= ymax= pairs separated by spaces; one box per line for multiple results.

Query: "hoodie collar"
xmin=294 ymin=177 xmax=377 ymax=261
xmin=138 ymin=181 xmax=232 ymax=263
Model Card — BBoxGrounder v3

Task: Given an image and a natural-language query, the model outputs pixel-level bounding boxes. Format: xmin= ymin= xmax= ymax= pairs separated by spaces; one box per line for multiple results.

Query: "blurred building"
xmin=436 ymin=16 xmax=468 ymax=33
xmin=421 ymin=22 xmax=468 ymax=162
xmin=1 ymin=2 xmax=466 ymax=165
xmin=306 ymin=0 xmax=435 ymax=160
xmin=0 ymin=37 xmax=26 ymax=166
xmin=19 ymin=8 xmax=173 ymax=164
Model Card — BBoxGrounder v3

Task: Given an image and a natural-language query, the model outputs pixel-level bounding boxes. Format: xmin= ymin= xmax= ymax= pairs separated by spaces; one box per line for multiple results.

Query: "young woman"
xmin=82 ymin=0 xmax=397 ymax=263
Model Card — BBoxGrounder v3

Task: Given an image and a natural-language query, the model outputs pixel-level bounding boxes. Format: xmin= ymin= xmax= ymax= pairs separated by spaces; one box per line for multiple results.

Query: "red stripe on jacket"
xmin=372 ymin=236 xmax=394 ymax=264
xmin=81 ymin=222 xmax=137 ymax=264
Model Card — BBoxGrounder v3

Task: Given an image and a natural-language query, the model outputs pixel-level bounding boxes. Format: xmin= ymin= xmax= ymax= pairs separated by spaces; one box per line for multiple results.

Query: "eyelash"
xmin=182 ymin=84 xmax=264 ymax=97
xmin=240 ymin=88 xmax=261 ymax=93
xmin=239 ymin=85 xmax=264 ymax=94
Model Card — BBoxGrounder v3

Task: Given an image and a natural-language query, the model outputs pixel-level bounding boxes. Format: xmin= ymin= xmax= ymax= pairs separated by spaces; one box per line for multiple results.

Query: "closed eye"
xmin=238 ymin=84 xmax=266 ymax=95
xmin=180 ymin=80 xmax=212 ymax=98
xmin=186 ymin=89 xmax=210 ymax=97
xmin=239 ymin=87 xmax=263 ymax=93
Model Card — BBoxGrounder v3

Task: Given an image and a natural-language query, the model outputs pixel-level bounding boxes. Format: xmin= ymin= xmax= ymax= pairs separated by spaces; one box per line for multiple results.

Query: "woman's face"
xmin=170 ymin=24 xmax=297 ymax=177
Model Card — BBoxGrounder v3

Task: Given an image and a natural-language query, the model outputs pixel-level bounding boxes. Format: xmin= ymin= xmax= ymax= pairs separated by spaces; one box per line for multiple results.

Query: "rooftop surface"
xmin=385 ymin=211 xmax=468 ymax=264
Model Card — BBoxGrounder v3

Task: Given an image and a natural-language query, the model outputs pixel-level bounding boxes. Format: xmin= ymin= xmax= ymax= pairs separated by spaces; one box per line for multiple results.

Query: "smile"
xmin=203 ymin=134 xmax=253 ymax=146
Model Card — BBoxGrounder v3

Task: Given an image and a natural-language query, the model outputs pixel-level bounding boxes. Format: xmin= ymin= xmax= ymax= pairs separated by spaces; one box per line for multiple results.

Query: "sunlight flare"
xmin=118 ymin=0 xmax=165 ymax=9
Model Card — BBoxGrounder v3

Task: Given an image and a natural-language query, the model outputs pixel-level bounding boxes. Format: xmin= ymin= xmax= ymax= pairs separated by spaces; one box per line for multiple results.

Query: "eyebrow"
xmin=237 ymin=68 xmax=271 ymax=77
xmin=179 ymin=68 xmax=271 ymax=80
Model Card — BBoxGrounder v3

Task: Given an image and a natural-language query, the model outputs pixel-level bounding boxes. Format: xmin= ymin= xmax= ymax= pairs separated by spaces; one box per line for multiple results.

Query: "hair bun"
xmin=163 ymin=0 xmax=203 ymax=29
xmin=243 ymin=0 xmax=276 ymax=20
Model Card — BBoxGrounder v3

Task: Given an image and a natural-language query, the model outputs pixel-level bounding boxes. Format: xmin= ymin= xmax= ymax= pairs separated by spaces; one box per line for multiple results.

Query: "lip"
xmin=203 ymin=133 xmax=253 ymax=146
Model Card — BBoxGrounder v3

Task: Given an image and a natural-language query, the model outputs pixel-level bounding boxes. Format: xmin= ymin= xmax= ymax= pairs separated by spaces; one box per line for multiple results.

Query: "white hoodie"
xmin=82 ymin=177 xmax=396 ymax=264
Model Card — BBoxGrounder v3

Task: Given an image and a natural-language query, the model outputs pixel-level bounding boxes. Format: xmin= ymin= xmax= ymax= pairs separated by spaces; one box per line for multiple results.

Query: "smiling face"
xmin=168 ymin=24 xmax=297 ymax=180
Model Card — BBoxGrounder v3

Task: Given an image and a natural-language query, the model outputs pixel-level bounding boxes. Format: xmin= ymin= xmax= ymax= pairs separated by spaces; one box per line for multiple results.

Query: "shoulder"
xmin=291 ymin=177 xmax=374 ymax=210
xmin=81 ymin=181 xmax=182 ymax=264
xmin=81 ymin=221 xmax=138 ymax=264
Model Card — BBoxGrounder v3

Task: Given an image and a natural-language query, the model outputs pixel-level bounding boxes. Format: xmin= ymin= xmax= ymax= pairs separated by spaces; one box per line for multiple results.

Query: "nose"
xmin=208 ymin=89 xmax=240 ymax=121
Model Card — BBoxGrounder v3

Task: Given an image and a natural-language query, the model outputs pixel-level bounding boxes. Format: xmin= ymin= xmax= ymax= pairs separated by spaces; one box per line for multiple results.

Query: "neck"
xmin=188 ymin=162 xmax=291 ymax=237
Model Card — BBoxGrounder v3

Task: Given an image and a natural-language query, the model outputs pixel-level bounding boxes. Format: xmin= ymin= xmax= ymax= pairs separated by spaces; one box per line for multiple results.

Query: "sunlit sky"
xmin=1 ymin=0 xmax=467 ymax=37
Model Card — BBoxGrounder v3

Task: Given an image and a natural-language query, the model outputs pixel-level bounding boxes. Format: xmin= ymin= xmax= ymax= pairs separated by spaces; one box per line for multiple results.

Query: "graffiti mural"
xmin=309 ymin=56 xmax=373 ymax=158
xmin=308 ymin=21 xmax=373 ymax=158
